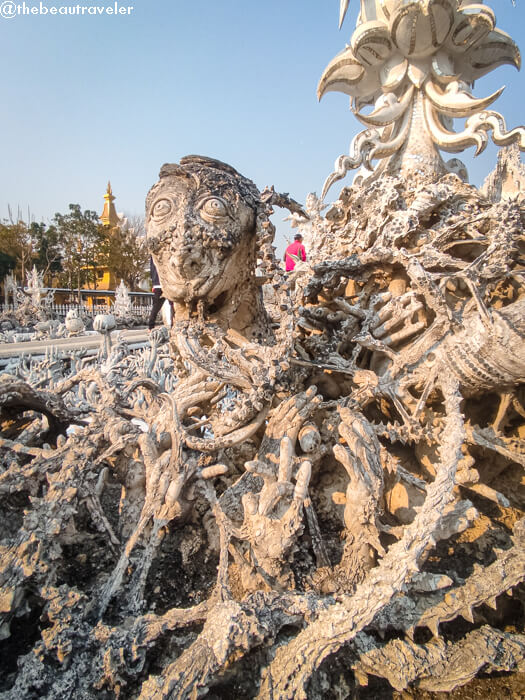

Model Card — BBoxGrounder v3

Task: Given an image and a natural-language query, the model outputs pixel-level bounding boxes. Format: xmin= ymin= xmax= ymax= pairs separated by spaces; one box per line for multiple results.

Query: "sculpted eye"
xmin=198 ymin=196 xmax=231 ymax=223
xmin=151 ymin=198 xmax=172 ymax=220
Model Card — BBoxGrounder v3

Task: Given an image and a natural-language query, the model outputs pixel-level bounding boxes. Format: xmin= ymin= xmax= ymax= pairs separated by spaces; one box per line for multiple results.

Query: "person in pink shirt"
xmin=284 ymin=233 xmax=306 ymax=271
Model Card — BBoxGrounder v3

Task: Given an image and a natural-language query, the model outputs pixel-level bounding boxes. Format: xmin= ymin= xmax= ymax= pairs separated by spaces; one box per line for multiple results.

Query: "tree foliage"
xmin=0 ymin=250 xmax=16 ymax=282
xmin=0 ymin=204 xmax=148 ymax=293
xmin=52 ymin=204 xmax=105 ymax=292
xmin=0 ymin=212 xmax=62 ymax=286
xmin=29 ymin=222 xmax=62 ymax=281
xmin=0 ymin=219 xmax=34 ymax=283
xmin=100 ymin=215 xmax=149 ymax=290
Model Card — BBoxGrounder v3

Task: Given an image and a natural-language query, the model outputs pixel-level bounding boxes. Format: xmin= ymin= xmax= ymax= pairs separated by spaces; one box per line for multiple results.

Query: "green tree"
xmin=29 ymin=222 xmax=62 ymax=285
xmin=0 ymin=250 xmax=16 ymax=282
xmin=100 ymin=215 xmax=149 ymax=290
xmin=52 ymin=204 xmax=105 ymax=298
xmin=0 ymin=214 xmax=63 ymax=287
xmin=0 ymin=217 xmax=34 ymax=283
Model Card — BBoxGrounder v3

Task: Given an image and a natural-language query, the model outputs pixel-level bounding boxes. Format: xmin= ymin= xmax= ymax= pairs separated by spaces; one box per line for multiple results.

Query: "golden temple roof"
xmin=100 ymin=180 xmax=120 ymax=228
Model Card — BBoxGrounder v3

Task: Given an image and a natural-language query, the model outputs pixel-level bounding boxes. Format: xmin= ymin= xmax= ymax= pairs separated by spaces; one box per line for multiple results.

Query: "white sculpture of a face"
xmin=146 ymin=157 xmax=258 ymax=311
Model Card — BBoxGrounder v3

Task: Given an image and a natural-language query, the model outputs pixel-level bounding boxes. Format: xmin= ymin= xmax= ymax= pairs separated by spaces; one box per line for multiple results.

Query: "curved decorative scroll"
xmin=320 ymin=0 xmax=525 ymax=195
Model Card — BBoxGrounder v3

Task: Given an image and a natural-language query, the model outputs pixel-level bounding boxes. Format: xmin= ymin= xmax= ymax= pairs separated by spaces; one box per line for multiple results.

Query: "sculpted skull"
xmin=146 ymin=156 xmax=262 ymax=325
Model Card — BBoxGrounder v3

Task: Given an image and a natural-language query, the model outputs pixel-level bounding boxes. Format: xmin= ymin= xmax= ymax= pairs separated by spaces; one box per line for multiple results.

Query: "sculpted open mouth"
xmin=163 ymin=247 xmax=227 ymax=301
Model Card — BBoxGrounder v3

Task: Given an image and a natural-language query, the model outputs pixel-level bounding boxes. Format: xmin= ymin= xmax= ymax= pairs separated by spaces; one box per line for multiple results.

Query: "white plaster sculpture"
xmin=0 ymin=5 xmax=525 ymax=699
xmin=4 ymin=266 xmax=56 ymax=327
xmin=23 ymin=266 xmax=55 ymax=312
xmin=64 ymin=308 xmax=85 ymax=336
xmin=93 ymin=312 xmax=117 ymax=358
xmin=112 ymin=280 xmax=132 ymax=319
xmin=3 ymin=274 xmax=18 ymax=308
xmin=482 ymin=141 xmax=525 ymax=202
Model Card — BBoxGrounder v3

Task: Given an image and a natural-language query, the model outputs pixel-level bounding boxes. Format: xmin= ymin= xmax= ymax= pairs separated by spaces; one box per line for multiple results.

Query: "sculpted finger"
xmin=333 ymin=444 xmax=354 ymax=477
xmin=245 ymin=460 xmax=276 ymax=479
xmin=259 ymin=482 xmax=286 ymax=517
xmin=338 ymin=419 xmax=360 ymax=455
xmin=293 ymin=460 xmax=312 ymax=502
xmin=278 ymin=436 xmax=294 ymax=483
xmin=283 ymin=386 xmax=318 ymax=423
xmin=200 ymin=463 xmax=228 ymax=479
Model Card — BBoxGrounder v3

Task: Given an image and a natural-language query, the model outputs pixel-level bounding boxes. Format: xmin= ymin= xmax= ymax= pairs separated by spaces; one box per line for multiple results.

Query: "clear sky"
xmin=1 ymin=0 xmax=524 ymax=253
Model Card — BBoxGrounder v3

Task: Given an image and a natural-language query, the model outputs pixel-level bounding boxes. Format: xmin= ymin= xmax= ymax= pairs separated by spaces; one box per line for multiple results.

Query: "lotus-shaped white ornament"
xmin=320 ymin=0 xmax=525 ymax=196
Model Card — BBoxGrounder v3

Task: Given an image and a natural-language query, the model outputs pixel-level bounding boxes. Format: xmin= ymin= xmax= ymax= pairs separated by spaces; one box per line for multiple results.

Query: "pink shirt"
xmin=285 ymin=241 xmax=306 ymax=271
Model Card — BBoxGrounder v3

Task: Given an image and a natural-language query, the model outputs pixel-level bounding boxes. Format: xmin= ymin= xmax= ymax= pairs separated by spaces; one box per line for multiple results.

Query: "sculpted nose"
xmin=178 ymin=244 xmax=204 ymax=278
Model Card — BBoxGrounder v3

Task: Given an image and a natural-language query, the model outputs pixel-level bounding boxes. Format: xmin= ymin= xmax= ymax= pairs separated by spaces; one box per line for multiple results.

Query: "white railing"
xmin=0 ymin=302 xmax=153 ymax=319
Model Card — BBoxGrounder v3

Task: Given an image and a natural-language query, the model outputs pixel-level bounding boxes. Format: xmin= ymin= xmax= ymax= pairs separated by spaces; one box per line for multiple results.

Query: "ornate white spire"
xmin=320 ymin=0 xmax=525 ymax=196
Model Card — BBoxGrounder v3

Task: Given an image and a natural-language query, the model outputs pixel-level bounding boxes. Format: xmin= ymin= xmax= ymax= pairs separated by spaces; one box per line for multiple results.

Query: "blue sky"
xmin=1 ymin=0 xmax=524 ymax=253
